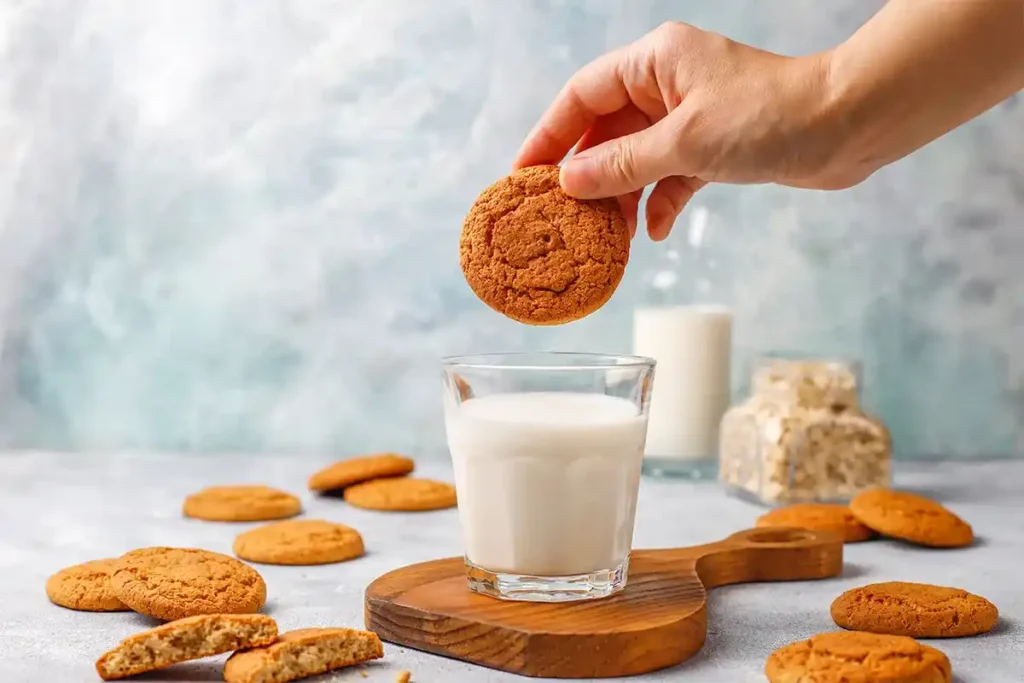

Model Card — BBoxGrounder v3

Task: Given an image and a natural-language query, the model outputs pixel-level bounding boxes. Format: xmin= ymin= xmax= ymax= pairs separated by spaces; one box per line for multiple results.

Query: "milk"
xmin=444 ymin=392 xmax=647 ymax=577
xmin=633 ymin=305 xmax=733 ymax=460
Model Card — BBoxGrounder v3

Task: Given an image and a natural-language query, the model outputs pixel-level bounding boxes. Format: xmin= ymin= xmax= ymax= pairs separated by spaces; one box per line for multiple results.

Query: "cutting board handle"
xmin=652 ymin=527 xmax=844 ymax=588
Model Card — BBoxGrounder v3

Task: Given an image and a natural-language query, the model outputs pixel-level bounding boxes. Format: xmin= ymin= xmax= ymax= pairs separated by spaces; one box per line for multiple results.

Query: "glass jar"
xmin=718 ymin=354 xmax=892 ymax=505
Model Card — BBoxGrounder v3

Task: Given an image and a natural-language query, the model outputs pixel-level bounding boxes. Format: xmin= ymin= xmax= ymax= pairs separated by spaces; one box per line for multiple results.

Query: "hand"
xmin=513 ymin=22 xmax=839 ymax=240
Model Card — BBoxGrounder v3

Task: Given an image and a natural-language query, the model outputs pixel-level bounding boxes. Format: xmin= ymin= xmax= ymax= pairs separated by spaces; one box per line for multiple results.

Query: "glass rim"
xmin=441 ymin=351 xmax=655 ymax=371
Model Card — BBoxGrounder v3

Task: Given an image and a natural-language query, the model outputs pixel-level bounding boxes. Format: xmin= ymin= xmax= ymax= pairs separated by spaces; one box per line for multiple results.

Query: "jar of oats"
xmin=718 ymin=354 xmax=892 ymax=505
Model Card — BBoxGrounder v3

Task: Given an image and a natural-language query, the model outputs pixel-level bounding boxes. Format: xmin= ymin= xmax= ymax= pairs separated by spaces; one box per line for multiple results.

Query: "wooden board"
xmin=364 ymin=527 xmax=843 ymax=678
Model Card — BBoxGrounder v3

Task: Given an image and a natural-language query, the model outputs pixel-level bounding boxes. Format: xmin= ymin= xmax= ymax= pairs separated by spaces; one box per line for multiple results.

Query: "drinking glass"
xmin=441 ymin=352 xmax=655 ymax=602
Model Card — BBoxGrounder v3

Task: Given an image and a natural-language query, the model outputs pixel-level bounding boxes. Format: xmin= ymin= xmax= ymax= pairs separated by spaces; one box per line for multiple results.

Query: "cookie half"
xmin=849 ymin=489 xmax=973 ymax=547
xmin=234 ymin=519 xmax=364 ymax=565
xmin=460 ymin=165 xmax=630 ymax=325
xmin=757 ymin=503 xmax=875 ymax=543
xmin=111 ymin=547 xmax=267 ymax=621
xmin=308 ymin=453 xmax=415 ymax=492
xmin=183 ymin=485 xmax=302 ymax=522
xmin=223 ymin=627 xmax=384 ymax=683
xmin=765 ymin=631 xmax=951 ymax=683
xmin=46 ymin=559 xmax=129 ymax=612
xmin=343 ymin=477 xmax=457 ymax=512
xmin=95 ymin=613 xmax=278 ymax=680
xmin=831 ymin=581 xmax=998 ymax=638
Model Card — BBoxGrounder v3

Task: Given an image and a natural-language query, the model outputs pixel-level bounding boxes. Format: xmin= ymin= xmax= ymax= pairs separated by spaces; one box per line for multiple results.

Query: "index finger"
xmin=513 ymin=46 xmax=633 ymax=169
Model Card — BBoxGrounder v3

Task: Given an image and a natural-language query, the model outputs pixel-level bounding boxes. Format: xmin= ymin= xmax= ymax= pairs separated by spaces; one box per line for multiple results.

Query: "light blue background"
xmin=0 ymin=0 xmax=1020 ymax=458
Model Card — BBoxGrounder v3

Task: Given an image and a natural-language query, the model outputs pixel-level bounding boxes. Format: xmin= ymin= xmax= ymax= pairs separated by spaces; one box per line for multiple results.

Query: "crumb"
xmin=396 ymin=671 xmax=412 ymax=683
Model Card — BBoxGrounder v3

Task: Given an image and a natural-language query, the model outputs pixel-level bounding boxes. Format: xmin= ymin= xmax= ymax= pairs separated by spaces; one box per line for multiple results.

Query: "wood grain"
xmin=364 ymin=527 xmax=843 ymax=678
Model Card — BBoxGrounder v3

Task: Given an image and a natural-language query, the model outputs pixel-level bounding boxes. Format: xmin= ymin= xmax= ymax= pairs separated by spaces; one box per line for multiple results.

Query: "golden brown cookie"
xmin=831 ymin=581 xmax=998 ymax=638
xmin=95 ymin=613 xmax=278 ymax=680
xmin=765 ymin=631 xmax=951 ymax=683
xmin=757 ymin=503 xmax=875 ymax=543
xmin=343 ymin=477 xmax=457 ymax=512
xmin=223 ymin=627 xmax=384 ymax=683
xmin=110 ymin=547 xmax=267 ymax=621
xmin=849 ymin=489 xmax=974 ymax=548
xmin=183 ymin=485 xmax=302 ymax=522
xmin=234 ymin=519 xmax=365 ymax=565
xmin=460 ymin=165 xmax=630 ymax=325
xmin=308 ymin=453 xmax=415 ymax=492
xmin=45 ymin=559 xmax=129 ymax=612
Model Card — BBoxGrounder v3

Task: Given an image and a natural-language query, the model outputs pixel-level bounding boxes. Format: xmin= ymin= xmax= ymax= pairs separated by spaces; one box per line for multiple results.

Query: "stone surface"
xmin=0 ymin=1 xmax=1020 ymax=458
xmin=1 ymin=452 xmax=1021 ymax=681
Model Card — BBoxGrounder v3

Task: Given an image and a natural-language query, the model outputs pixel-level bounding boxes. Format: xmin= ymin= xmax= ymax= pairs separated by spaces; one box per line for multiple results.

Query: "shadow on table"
xmin=134 ymin=662 xmax=222 ymax=681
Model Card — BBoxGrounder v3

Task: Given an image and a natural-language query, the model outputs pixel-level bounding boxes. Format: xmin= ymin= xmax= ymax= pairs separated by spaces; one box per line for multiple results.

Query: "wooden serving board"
xmin=364 ymin=527 xmax=843 ymax=678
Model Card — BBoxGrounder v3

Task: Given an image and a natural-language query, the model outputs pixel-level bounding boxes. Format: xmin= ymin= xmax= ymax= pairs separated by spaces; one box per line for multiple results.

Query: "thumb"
xmin=560 ymin=113 xmax=685 ymax=199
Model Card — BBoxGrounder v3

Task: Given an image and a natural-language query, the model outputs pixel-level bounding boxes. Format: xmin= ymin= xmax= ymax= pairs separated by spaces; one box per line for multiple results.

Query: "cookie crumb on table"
xmin=396 ymin=671 xmax=412 ymax=683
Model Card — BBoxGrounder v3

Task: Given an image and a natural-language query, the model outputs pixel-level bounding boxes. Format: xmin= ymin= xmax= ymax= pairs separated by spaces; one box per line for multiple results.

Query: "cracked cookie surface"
xmin=849 ymin=489 xmax=973 ymax=547
xmin=831 ymin=581 xmax=998 ymax=638
xmin=110 ymin=547 xmax=267 ymax=621
xmin=460 ymin=165 xmax=629 ymax=325
xmin=234 ymin=519 xmax=365 ymax=565
xmin=46 ymin=558 xmax=130 ymax=612
xmin=766 ymin=631 xmax=951 ymax=683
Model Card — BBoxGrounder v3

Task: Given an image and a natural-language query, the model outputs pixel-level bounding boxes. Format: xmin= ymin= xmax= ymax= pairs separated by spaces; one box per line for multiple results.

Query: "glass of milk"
xmin=441 ymin=352 xmax=655 ymax=603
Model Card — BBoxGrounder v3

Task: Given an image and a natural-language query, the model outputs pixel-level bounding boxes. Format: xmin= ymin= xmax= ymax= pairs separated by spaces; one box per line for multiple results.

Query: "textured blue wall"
xmin=0 ymin=0 xmax=1020 ymax=458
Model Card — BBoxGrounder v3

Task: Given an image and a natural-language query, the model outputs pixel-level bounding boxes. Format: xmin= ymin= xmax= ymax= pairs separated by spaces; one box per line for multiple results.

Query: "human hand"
xmin=513 ymin=22 xmax=839 ymax=241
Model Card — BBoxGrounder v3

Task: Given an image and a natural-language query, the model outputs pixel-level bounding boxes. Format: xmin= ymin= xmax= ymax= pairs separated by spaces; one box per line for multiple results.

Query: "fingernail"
xmin=560 ymin=157 xmax=600 ymax=196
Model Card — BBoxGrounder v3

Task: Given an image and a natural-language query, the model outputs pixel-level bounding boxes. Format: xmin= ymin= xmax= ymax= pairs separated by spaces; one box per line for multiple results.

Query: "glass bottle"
xmin=633 ymin=206 xmax=733 ymax=480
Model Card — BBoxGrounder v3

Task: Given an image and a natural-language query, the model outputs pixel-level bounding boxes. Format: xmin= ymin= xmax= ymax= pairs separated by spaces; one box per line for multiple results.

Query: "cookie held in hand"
xmin=460 ymin=165 xmax=630 ymax=325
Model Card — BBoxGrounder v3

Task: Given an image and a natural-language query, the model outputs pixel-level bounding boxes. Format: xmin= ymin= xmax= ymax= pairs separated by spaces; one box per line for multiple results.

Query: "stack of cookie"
xmin=44 ymin=452 xmax=451 ymax=681
xmin=756 ymin=488 xmax=996 ymax=682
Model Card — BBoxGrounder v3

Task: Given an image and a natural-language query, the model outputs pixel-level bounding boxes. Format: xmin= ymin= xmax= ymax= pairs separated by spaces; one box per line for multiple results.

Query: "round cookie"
xmin=459 ymin=164 xmax=630 ymax=325
xmin=766 ymin=631 xmax=951 ymax=683
xmin=849 ymin=489 xmax=973 ymax=548
xmin=343 ymin=477 xmax=457 ymax=512
xmin=757 ymin=503 xmax=875 ymax=543
xmin=46 ymin=559 xmax=129 ymax=612
xmin=308 ymin=453 xmax=415 ymax=493
xmin=183 ymin=485 xmax=302 ymax=522
xmin=234 ymin=519 xmax=365 ymax=566
xmin=831 ymin=581 xmax=998 ymax=638
xmin=111 ymin=547 xmax=267 ymax=621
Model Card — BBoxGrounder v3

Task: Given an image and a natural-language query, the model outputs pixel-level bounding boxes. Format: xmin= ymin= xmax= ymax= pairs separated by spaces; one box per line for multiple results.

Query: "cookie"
xmin=756 ymin=503 xmax=875 ymax=543
xmin=223 ymin=627 xmax=384 ymax=683
xmin=308 ymin=453 xmax=415 ymax=492
xmin=183 ymin=485 xmax=302 ymax=522
xmin=343 ymin=477 xmax=457 ymax=512
xmin=849 ymin=489 xmax=974 ymax=547
xmin=460 ymin=164 xmax=630 ymax=325
xmin=111 ymin=547 xmax=267 ymax=621
xmin=45 ymin=559 xmax=129 ymax=612
xmin=831 ymin=581 xmax=998 ymax=638
xmin=234 ymin=519 xmax=365 ymax=565
xmin=765 ymin=631 xmax=951 ymax=683
xmin=95 ymin=613 xmax=278 ymax=680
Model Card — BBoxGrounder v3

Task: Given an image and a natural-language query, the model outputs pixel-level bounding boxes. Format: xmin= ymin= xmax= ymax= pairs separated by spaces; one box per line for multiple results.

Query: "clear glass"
xmin=441 ymin=352 xmax=655 ymax=602
xmin=719 ymin=353 xmax=892 ymax=506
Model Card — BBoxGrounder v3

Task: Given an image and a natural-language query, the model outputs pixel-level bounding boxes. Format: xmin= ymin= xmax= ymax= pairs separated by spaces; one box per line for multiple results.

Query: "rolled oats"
xmin=719 ymin=358 xmax=892 ymax=505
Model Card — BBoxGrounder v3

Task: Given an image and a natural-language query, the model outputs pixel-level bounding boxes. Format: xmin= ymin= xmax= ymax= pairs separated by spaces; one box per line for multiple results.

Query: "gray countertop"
xmin=1 ymin=452 xmax=1022 ymax=682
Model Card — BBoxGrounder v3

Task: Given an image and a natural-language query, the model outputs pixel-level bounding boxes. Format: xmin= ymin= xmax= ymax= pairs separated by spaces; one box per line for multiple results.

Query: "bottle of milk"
xmin=633 ymin=205 xmax=733 ymax=480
